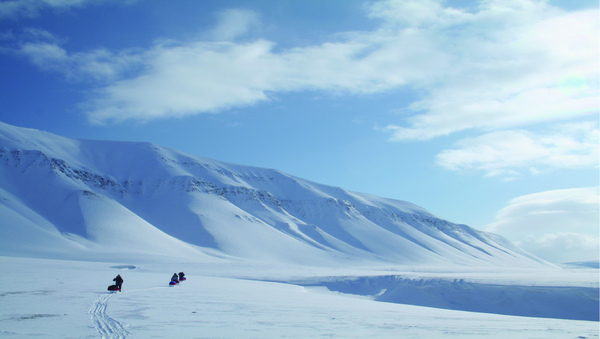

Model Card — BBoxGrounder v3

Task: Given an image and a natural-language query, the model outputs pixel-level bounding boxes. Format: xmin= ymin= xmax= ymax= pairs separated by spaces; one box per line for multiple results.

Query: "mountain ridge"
xmin=0 ymin=121 xmax=549 ymax=267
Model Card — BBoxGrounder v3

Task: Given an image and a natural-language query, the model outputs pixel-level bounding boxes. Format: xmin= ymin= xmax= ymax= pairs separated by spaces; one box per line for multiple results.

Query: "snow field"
xmin=0 ymin=257 xmax=598 ymax=338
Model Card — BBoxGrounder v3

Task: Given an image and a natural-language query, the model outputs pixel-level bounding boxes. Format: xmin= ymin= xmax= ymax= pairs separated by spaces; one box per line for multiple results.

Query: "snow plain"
xmin=1 ymin=256 xmax=597 ymax=338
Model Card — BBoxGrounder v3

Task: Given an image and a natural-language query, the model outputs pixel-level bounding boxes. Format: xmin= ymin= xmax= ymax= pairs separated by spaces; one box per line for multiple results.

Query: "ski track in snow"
xmin=89 ymin=293 xmax=131 ymax=339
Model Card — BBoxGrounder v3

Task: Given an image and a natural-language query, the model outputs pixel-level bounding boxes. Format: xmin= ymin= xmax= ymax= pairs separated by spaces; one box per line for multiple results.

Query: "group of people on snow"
xmin=110 ymin=271 xmax=186 ymax=291
xmin=171 ymin=272 xmax=186 ymax=283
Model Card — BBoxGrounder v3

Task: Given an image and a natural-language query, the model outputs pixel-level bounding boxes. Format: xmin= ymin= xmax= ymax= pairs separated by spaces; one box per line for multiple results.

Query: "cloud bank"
xmin=486 ymin=187 xmax=599 ymax=263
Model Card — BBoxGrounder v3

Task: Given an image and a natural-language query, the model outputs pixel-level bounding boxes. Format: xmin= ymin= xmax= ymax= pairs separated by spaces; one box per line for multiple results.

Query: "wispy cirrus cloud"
xmin=486 ymin=187 xmax=599 ymax=263
xmin=14 ymin=35 xmax=141 ymax=82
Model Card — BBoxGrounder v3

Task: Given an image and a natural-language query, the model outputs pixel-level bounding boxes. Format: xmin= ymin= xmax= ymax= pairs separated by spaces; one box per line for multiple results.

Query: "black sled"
xmin=108 ymin=284 xmax=121 ymax=291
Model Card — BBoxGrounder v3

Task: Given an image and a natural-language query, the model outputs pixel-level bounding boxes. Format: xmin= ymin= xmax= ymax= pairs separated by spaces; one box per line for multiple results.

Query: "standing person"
xmin=113 ymin=274 xmax=123 ymax=291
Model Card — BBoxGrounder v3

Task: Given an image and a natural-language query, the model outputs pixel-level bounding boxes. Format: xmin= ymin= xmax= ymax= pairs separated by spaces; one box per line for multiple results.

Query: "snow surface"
xmin=0 ymin=257 xmax=598 ymax=338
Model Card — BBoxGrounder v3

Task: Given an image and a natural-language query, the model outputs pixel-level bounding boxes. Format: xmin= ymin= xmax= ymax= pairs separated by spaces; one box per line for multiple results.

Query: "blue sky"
xmin=0 ymin=0 xmax=598 ymax=263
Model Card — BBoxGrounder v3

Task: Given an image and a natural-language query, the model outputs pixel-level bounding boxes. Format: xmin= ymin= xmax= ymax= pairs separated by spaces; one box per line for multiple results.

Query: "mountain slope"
xmin=0 ymin=121 xmax=549 ymax=267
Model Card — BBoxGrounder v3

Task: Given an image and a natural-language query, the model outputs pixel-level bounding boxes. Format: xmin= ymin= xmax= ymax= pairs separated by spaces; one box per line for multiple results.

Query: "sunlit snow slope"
xmin=0 ymin=121 xmax=549 ymax=267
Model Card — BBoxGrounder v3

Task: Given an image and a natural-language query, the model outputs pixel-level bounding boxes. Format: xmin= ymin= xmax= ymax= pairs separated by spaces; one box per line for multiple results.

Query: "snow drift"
xmin=0 ymin=121 xmax=548 ymax=267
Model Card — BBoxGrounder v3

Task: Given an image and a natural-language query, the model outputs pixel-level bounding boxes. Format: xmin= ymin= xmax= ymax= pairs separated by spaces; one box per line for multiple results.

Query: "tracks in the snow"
xmin=89 ymin=293 xmax=130 ymax=338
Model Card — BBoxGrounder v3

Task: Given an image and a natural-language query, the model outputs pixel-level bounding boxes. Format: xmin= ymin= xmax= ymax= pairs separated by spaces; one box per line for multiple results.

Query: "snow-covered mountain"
xmin=0 ymin=121 xmax=548 ymax=267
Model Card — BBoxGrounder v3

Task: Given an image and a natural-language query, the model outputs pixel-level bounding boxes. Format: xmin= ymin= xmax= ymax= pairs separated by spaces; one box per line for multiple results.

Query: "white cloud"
xmin=367 ymin=0 xmax=469 ymax=28
xmin=82 ymin=27 xmax=441 ymax=123
xmin=84 ymin=40 xmax=279 ymax=123
xmin=16 ymin=40 xmax=140 ymax=82
xmin=486 ymin=187 xmax=599 ymax=263
xmin=435 ymin=122 xmax=599 ymax=180
xmin=19 ymin=42 xmax=68 ymax=66
xmin=4 ymin=27 xmax=141 ymax=82
xmin=208 ymin=9 xmax=261 ymax=41
xmin=384 ymin=3 xmax=599 ymax=140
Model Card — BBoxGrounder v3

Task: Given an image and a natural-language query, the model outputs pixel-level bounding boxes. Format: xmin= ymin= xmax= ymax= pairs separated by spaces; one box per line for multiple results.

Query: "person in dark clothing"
xmin=113 ymin=274 xmax=123 ymax=291
xmin=178 ymin=272 xmax=185 ymax=280
xmin=171 ymin=273 xmax=179 ymax=283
